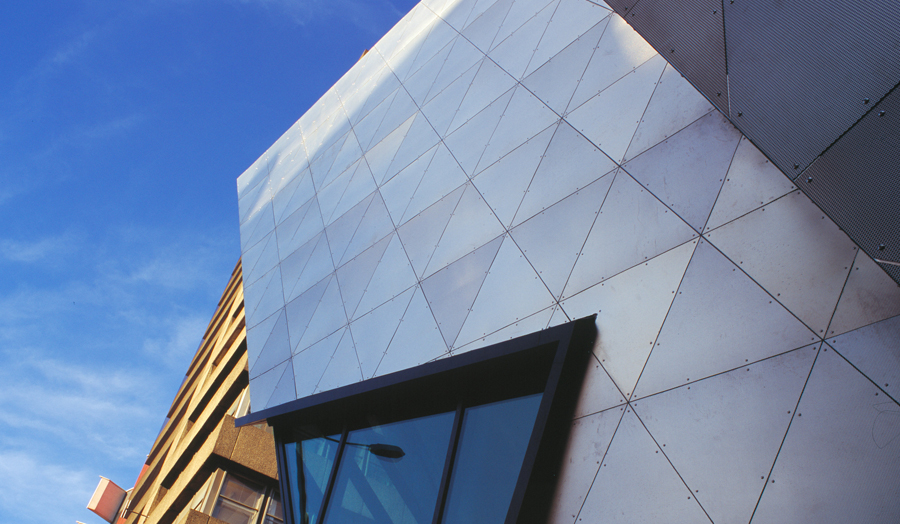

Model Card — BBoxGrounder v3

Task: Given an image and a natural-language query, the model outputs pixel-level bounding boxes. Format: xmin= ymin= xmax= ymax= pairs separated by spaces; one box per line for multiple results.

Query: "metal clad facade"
xmin=622 ymin=0 xmax=728 ymax=114
xmin=801 ymin=87 xmax=900 ymax=274
xmin=724 ymin=0 xmax=900 ymax=175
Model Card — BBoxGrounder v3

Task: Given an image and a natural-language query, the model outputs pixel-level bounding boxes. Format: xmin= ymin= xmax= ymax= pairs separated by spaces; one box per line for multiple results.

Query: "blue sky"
xmin=0 ymin=1 xmax=418 ymax=523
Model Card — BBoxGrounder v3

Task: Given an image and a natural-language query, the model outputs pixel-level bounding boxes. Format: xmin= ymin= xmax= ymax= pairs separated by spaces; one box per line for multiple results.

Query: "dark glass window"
xmin=247 ymin=317 xmax=597 ymax=524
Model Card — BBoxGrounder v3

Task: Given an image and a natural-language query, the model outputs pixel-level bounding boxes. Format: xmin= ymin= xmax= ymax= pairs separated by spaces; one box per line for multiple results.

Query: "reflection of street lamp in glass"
xmin=317 ymin=434 xmax=406 ymax=460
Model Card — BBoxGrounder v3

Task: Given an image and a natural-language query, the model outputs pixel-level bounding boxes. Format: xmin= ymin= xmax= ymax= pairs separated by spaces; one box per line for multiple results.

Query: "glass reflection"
xmin=323 ymin=411 xmax=455 ymax=524
xmin=441 ymin=393 xmax=543 ymax=524
xmin=285 ymin=434 xmax=341 ymax=524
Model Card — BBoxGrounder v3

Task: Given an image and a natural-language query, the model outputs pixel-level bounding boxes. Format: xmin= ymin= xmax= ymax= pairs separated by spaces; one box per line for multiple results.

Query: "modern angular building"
xmin=236 ymin=0 xmax=900 ymax=523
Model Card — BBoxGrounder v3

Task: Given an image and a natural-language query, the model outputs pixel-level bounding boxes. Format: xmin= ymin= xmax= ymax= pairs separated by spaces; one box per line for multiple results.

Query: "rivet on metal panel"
xmin=717 ymin=92 xmax=722 ymax=97
xmin=807 ymin=176 xmax=813 ymax=183
xmin=864 ymin=98 xmax=870 ymax=104
xmin=879 ymin=111 xmax=886 ymax=116
xmin=878 ymin=244 xmax=886 ymax=251
xmin=737 ymin=112 xmax=743 ymax=116
xmin=794 ymin=164 xmax=800 ymax=169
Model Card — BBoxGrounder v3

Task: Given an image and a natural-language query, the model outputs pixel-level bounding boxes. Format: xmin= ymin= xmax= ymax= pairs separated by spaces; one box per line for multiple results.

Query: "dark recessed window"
xmin=239 ymin=316 xmax=596 ymax=524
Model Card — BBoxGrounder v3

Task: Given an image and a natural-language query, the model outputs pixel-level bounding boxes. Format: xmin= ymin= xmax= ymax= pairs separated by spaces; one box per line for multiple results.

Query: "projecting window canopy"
xmin=238 ymin=316 xmax=597 ymax=524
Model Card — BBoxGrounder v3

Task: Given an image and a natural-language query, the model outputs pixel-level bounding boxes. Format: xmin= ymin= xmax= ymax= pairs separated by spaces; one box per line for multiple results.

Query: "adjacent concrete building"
xmin=89 ymin=262 xmax=283 ymax=524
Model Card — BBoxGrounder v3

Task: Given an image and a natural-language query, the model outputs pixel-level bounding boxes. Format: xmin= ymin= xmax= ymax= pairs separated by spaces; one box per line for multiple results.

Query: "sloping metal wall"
xmin=236 ymin=1 xmax=900 ymax=522
xmin=607 ymin=0 xmax=900 ymax=282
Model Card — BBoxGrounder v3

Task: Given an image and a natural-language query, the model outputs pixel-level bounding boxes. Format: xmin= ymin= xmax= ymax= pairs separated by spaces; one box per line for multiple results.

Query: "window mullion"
xmin=432 ymin=401 xmax=465 ymax=524
xmin=315 ymin=427 xmax=347 ymax=524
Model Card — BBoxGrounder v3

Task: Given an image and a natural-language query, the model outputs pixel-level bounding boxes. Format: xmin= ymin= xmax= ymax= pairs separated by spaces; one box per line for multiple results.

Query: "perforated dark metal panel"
xmin=723 ymin=0 xmax=900 ymax=175
xmin=616 ymin=0 xmax=728 ymax=114
xmin=801 ymin=85 xmax=900 ymax=285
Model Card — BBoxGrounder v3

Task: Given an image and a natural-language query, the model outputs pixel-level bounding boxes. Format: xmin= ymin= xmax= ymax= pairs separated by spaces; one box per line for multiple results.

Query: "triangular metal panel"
xmin=245 ymin=307 xmax=283 ymax=373
xmin=446 ymin=57 xmax=517 ymax=136
xmin=328 ymin=160 xmax=378 ymax=227
xmin=514 ymin=121 xmax=616 ymax=227
xmin=454 ymin=236 xmax=556 ymax=348
xmin=548 ymin=405 xmax=622 ymax=524
xmin=284 ymin=232 xmax=334 ymax=303
xmin=243 ymin=231 xmax=280 ymax=288
xmin=487 ymin=1 xmax=554 ymax=80
xmin=249 ymin=360 xmax=289 ymax=416
xmin=323 ymin=131 xmax=364 ymax=191
xmin=403 ymin=18 xmax=458 ymax=84
xmin=633 ymin=345 xmax=817 ymax=524
xmin=523 ymin=0 xmax=610 ymax=78
xmin=238 ymin=172 xmax=272 ymax=225
xmin=347 ymin=64 xmax=399 ymax=127
xmin=294 ymin=275 xmax=348 ymax=354
xmin=453 ymin=305 xmax=556 ymax=355
xmin=565 ymin=172 xmax=696 ymax=299
xmin=420 ymin=235 xmax=503 ymax=349
xmin=567 ymin=14 xmax=658 ymax=113
xmin=460 ymin=0 xmax=513 ymax=52
xmin=475 ymin=86 xmax=559 ymax=175
xmin=324 ymin=192 xmax=375 ymax=267
xmin=243 ymin=265 xmax=278 ymax=328
xmin=403 ymin=36 xmax=456 ymax=107
xmin=521 ymin=17 xmax=609 ymax=116
xmin=437 ymin=0 xmax=479 ymax=31
xmin=237 ymin=158 xmax=269 ymax=201
xmin=751 ymin=345 xmax=900 ymax=523
xmin=577 ymin=408 xmax=710 ymax=523
xmin=396 ymin=184 xmax=466 ymax=278
xmin=352 ymin=88 xmax=400 ymax=153
xmin=249 ymin=310 xmax=292 ymax=379
xmin=246 ymin=266 xmax=285 ymax=330
xmin=335 ymin=233 xmax=393 ymax=321
xmin=363 ymin=113 xmax=415 ymax=186
xmin=471 ymin=124 xmax=555 ymax=227
xmin=420 ymin=58 xmax=482 ymax=138
xmin=561 ymin=239 xmax=696 ymax=398
xmin=340 ymin=191 xmax=395 ymax=267
xmin=564 ymin=54 xmax=666 ymax=163
xmin=316 ymin=159 xmax=369 ymax=226
xmin=490 ymin=0 xmax=556 ymax=52
xmin=276 ymin=197 xmax=324 ymax=259
xmin=442 ymin=87 xmax=514 ymax=176
xmin=704 ymin=137 xmax=797 ymax=233
xmin=348 ymin=286 xmax=416 ymax=379
xmin=285 ymin=275 xmax=332 ymax=354
xmin=828 ymin=315 xmax=900 ymax=403
xmin=367 ymin=88 xmax=419 ymax=154
xmin=828 ymin=253 xmax=900 ymax=338
xmin=573 ymin=354 xmax=626 ymax=419
xmin=354 ymin=233 xmax=419 ymax=320
xmin=382 ymin=112 xmax=441 ymax=185
xmin=264 ymin=359 xmax=297 ymax=409
xmin=511 ymin=172 xmax=614 ymax=299
xmin=293 ymin=327 xmax=346 ymax=398
xmin=424 ymin=183 xmax=506 ymax=278
xmin=380 ymin=144 xmax=440 ymax=225
xmin=240 ymin=200 xmax=276 ymax=252
xmin=426 ymin=36 xmax=484 ymax=106
xmin=623 ymin=111 xmax=741 ymax=231
xmin=624 ymin=63 xmax=716 ymax=162
xmin=634 ymin=240 xmax=817 ymax=399
xmin=375 ymin=286 xmax=450 ymax=377
xmin=405 ymin=144 xmax=469 ymax=223
xmin=315 ymin=326 xmax=362 ymax=393
xmin=273 ymin=167 xmax=315 ymax=226
xmin=703 ymin=190 xmax=857 ymax=336
xmin=308 ymin=130 xmax=349 ymax=190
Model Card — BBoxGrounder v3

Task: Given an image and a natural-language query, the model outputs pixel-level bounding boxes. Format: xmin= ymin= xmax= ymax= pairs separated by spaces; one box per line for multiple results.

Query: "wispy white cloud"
xmin=142 ymin=314 xmax=210 ymax=368
xmin=0 ymin=232 xmax=80 ymax=263
xmin=0 ymin=450 xmax=95 ymax=524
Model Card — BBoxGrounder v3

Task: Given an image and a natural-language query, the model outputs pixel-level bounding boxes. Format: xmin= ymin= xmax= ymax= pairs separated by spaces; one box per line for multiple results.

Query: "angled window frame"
xmin=237 ymin=315 xmax=597 ymax=524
